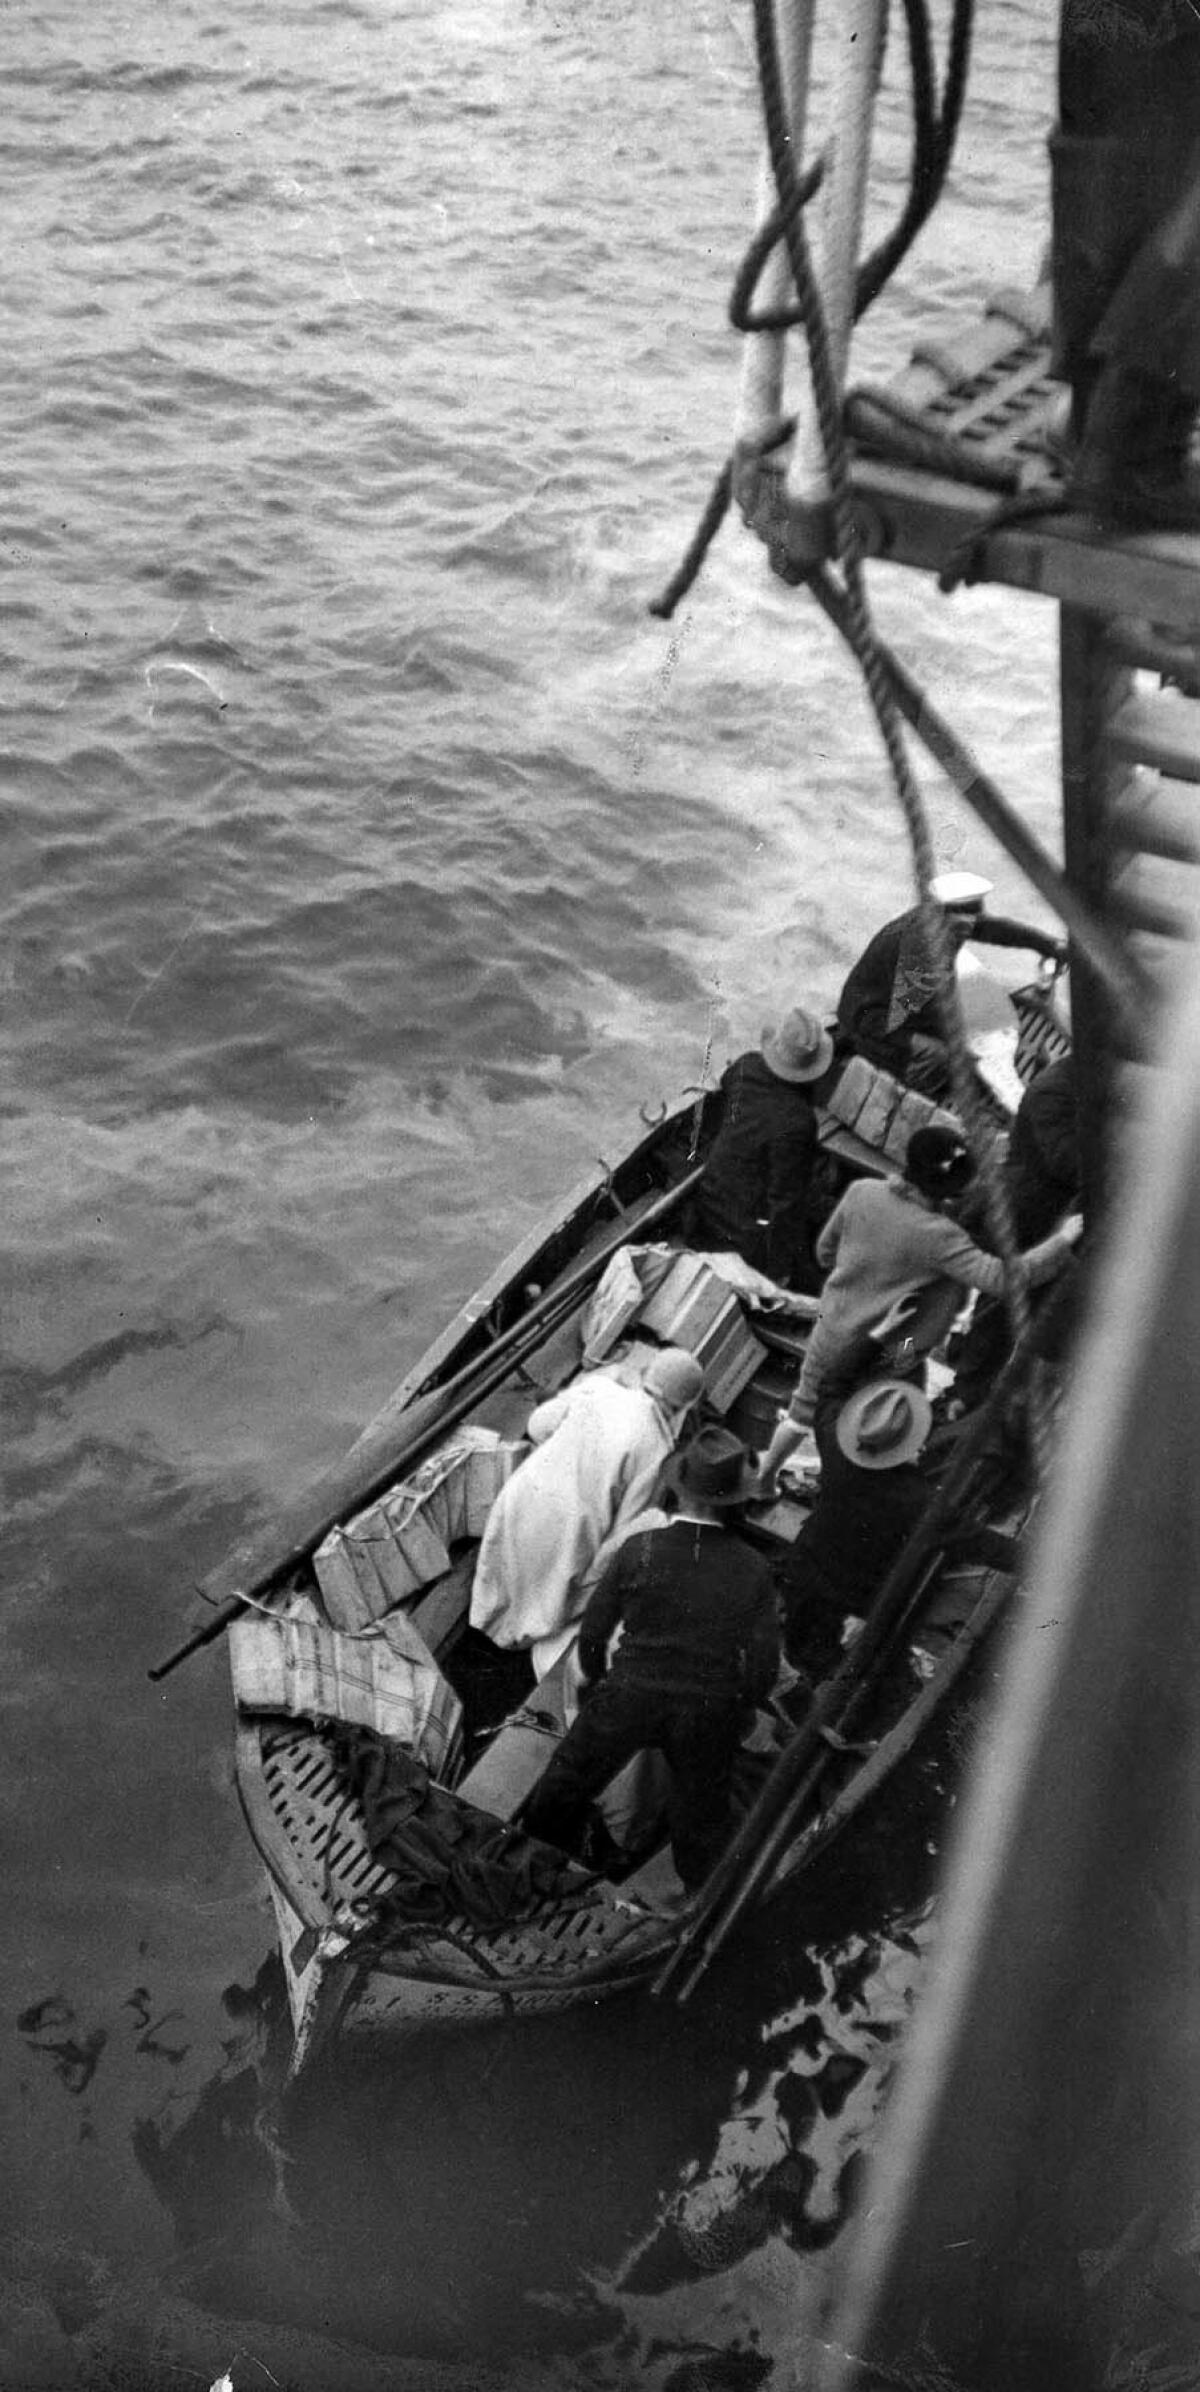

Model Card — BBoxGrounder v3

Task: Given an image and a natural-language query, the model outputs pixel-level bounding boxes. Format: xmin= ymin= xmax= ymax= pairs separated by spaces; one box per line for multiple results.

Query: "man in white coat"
xmin=468 ymin=1345 xmax=705 ymax=1678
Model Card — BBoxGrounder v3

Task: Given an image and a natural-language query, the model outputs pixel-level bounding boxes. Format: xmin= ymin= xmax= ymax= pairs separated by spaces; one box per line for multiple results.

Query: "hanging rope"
xmin=937 ymin=482 xmax=1073 ymax=593
xmin=855 ymin=0 xmax=974 ymax=317
xmin=759 ymin=0 xmax=1056 ymax=1461
xmin=728 ymin=160 xmax=826 ymax=335
xmin=648 ymin=411 xmax=795 ymax=621
xmin=651 ymin=0 xmax=977 ymax=620
xmin=651 ymin=2 xmax=971 ymax=613
xmin=648 ymin=0 xmax=1061 ymax=1463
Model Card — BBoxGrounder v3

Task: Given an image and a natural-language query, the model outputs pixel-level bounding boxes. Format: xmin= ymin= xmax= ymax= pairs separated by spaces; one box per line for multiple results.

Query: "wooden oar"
xmin=653 ymin=1306 xmax=1054 ymax=2004
xmin=148 ymin=1161 xmax=706 ymax=1683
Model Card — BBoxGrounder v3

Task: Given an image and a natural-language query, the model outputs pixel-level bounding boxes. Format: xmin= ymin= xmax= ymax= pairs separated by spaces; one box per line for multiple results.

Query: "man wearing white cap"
xmin=469 ymin=1345 xmax=705 ymax=1675
xmin=835 ymin=875 xmax=1066 ymax=1098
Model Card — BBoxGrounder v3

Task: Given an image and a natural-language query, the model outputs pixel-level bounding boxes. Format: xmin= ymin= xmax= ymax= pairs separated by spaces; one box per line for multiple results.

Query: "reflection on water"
xmin=61 ymin=1748 xmax=954 ymax=2389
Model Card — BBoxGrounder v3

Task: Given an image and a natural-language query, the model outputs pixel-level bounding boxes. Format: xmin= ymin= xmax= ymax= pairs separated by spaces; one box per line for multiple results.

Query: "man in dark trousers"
xmin=521 ymin=1427 xmax=781 ymax=1890
xmin=1004 ymin=1054 xmax=1081 ymax=1246
xmin=779 ymin=1379 xmax=1011 ymax=1677
xmin=835 ymin=873 xmax=1066 ymax=1098
xmin=779 ymin=1379 xmax=938 ymax=1673
xmin=687 ymin=1004 xmax=836 ymax=1292
xmin=951 ymin=1055 xmax=1083 ymax=1408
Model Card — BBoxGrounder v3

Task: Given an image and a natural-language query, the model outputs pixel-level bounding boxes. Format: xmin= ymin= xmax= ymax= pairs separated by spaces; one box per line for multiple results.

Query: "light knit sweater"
xmin=789 ymin=1173 xmax=1071 ymax=1421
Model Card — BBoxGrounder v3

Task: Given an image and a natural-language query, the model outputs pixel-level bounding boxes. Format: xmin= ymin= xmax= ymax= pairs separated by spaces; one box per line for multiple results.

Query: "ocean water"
xmin=3 ymin=4 xmax=1061 ymax=2385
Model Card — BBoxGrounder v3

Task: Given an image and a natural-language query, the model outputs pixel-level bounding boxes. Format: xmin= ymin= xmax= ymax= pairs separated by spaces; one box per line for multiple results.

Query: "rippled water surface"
xmin=4 ymin=4 xmax=1061 ymax=2384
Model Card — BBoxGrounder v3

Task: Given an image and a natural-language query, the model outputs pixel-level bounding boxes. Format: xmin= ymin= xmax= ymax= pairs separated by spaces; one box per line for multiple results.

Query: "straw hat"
xmin=929 ymin=870 xmax=992 ymax=911
xmin=664 ymin=1424 xmax=761 ymax=1507
xmin=642 ymin=1346 xmax=706 ymax=1411
xmin=761 ymin=1006 xmax=835 ymax=1085
xmin=835 ymin=1378 xmax=932 ymax=1471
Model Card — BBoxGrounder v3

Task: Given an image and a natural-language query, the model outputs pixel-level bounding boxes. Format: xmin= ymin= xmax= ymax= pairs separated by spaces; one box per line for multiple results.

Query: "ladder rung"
xmin=1104 ymin=618 xmax=1200 ymax=686
xmin=1108 ymin=691 xmax=1200 ymax=783
xmin=1107 ymin=878 xmax=1198 ymax=942
xmin=1124 ymin=927 xmax=1200 ymax=996
xmin=1108 ymin=774 xmax=1200 ymax=864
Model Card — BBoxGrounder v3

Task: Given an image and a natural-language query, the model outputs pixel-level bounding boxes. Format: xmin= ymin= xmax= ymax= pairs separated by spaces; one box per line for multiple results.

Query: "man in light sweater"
xmin=759 ymin=1126 xmax=1082 ymax=1490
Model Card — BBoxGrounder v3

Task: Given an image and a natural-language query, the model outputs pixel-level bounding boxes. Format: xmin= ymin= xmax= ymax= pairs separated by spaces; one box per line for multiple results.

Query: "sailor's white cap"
xmin=929 ymin=870 xmax=993 ymax=909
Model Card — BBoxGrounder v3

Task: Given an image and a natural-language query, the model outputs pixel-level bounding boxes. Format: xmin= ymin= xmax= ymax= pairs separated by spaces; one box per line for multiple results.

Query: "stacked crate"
xmin=580 ymin=1245 xmax=768 ymax=1413
xmin=229 ymin=1594 xmax=463 ymax=1774
xmin=229 ymin=1428 xmax=523 ymax=1772
xmin=312 ymin=1428 xmax=521 ymax=1633
xmin=820 ymin=1054 xmax=963 ymax=1167
xmin=636 ymin=1252 xmax=766 ymax=1414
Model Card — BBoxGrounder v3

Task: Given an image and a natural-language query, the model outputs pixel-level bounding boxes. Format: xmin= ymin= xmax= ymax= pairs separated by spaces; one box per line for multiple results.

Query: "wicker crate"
xmin=230 ymin=1597 xmax=461 ymax=1769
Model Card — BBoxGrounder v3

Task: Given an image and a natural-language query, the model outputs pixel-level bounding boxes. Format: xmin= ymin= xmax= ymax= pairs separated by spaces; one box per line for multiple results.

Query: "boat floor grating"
xmin=255 ymin=1718 xmax=652 ymax=1978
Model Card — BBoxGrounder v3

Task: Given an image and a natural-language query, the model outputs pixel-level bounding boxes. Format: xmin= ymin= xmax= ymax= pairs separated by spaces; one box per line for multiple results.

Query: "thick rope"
xmin=654 ymin=0 xmax=971 ymax=614
xmin=854 ymin=0 xmax=937 ymax=318
xmin=648 ymin=0 xmax=1054 ymax=1464
xmin=728 ymin=161 xmax=826 ymax=336
xmin=844 ymin=384 xmax=1028 ymax=491
xmin=856 ymin=0 xmax=974 ymax=317
xmin=937 ymin=482 xmax=1073 ymax=593
xmin=747 ymin=0 xmax=1045 ymax=1456
xmin=648 ymin=412 xmax=795 ymax=620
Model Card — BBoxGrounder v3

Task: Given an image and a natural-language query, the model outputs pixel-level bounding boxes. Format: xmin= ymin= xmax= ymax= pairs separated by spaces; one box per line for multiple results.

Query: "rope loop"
xmin=728 ymin=161 xmax=826 ymax=336
xmin=856 ymin=0 xmax=974 ymax=318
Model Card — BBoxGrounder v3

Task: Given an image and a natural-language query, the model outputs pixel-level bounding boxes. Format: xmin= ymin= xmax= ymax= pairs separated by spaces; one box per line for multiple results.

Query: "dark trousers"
xmin=522 ymin=1676 xmax=745 ymax=1891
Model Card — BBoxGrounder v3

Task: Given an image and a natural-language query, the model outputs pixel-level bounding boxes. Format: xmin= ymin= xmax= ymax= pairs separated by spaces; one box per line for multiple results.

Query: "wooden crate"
xmin=314 ymin=1432 xmax=522 ymax=1633
xmin=230 ymin=1597 xmax=462 ymax=1772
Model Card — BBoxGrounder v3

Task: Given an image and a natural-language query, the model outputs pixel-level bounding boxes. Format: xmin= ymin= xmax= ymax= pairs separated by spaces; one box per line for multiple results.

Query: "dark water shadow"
xmin=122 ymin=1729 xmax=962 ymax=2380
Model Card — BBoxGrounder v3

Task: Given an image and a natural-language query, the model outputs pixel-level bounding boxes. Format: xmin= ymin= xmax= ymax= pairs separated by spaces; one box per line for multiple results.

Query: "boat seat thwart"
xmin=455 ymin=1648 xmax=574 ymax=1821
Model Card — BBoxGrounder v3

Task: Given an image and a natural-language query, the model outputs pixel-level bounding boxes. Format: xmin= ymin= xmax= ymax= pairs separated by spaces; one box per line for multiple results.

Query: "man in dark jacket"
xmin=951 ymin=1055 xmax=1082 ymax=1407
xmin=1005 ymin=1054 xmax=1081 ymax=1246
xmin=836 ymin=874 xmax=1067 ymax=1098
xmin=780 ymin=1379 xmax=937 ymax=1671
xmin=780 ymin=1379 xmax=1009 ymax=1677
xmin=521 ymin=1427 xmax=780 ymax=1889
xmin=688 ymin=1005 xmax=836 ymax=1291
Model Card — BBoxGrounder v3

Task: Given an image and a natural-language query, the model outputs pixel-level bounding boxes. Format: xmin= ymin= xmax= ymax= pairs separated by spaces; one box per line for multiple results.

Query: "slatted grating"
xmin=261 ymin=1719 xmax=395 ymax=1915
xmin=847 ymin=287 xmax=1064 ymax=493
xmin=255 ymin=1717 xmax=662 ymax=1985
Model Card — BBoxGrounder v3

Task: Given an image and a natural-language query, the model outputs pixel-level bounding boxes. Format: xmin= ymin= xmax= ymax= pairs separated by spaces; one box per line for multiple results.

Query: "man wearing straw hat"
xmin=779 ymin=1378 xmax=937 ymax=1671
xmin=779 ymin=1379 xmax=1013 ymax=1678
xmin=521 ymin=1426 xmax=781 ymax=1889
xmin=687 ymin=1004 xmax=836 ymax=1293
